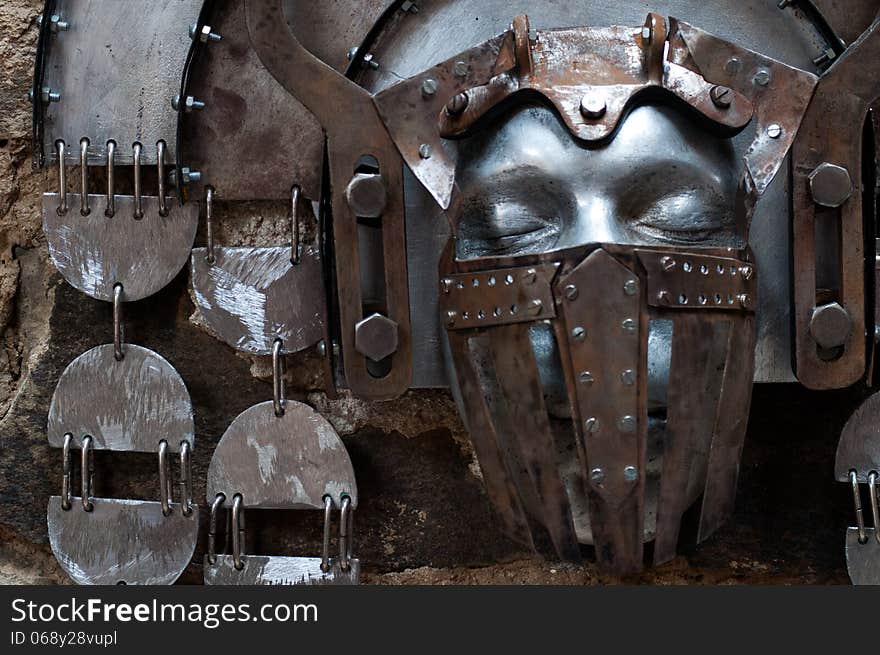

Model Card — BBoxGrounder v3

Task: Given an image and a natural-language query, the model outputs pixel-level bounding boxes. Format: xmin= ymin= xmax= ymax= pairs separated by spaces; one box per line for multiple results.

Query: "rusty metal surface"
xmin=835 ymin=391 xmax=880 ymax=482
xmin=191 ymin=246 xmax=324 ymax=355
xmin=845 ymin=527 xmax=880 ymax=585
xmin=205 ymin=555 xmax=359 ymax=585
xmin=791 ymin=17 xmax=880 ymax=390
xmin=43 ymin=193 xmax=198 ymax=302
xmin=637 ymin=250 xmax=757 ymax=312
xmin=207 ymin=401 xmax=357 ymax=509
xmin=810 ymin=0 xmax=880 ymax=45
xmin=555 ymin=250 xmax=646 ymax=574
xmin=48 ymin=497 xmax=198 ymax=585
xmin=180 ymin=0 xmax=323 ymax=200
xmin=41 ymin=0 xmax=200 ymax=165
xmin=48 ymin=345 xmax=194 ymax=452
xmin=440 ymin=264 xmax=559 ymax=330
xmin=246 ymin=0 xmax=412 ymax=400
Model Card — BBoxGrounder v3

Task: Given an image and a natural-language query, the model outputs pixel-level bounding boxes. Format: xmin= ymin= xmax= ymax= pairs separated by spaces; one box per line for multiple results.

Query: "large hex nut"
xmin=810 ymin=302 xmax=852 ymax=349
xmin=355 ymin=313 xmax=399 ymax=362
xmin=344 ymin=173 xmax=387 ymax=218
xmin=809 ymin=163 xmax=853 ymax=208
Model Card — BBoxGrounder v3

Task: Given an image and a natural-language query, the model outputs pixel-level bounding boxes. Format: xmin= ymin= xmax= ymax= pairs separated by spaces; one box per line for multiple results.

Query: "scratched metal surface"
xmin=846 ymin=528 xmax=880 ymax=585
xmin=43 ymin=193 xmax=199 ymax=302
xmin=191 ymin=246 xmax=325 ymax=355
xmin=204 ymin=555 xmax=359 ymax=585
xmin=48 ymin=344 xmax=194 ymax=453
xmin=48 ymin=497 xmax=199 ymax=585
xmin=207 ymin=401 xmax=357 ymax=509
xmin=835 ymin=391 xmax=880 ymax=482
xmin=42 ymin=0 xmax=200 ymax=165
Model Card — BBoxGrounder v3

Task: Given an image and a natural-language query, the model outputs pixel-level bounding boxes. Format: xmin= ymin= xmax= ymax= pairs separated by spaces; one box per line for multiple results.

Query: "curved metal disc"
xmin=43 ymin=193 xmax=198 ymax=302
xmin=48 ymin=497 xmax=198 ymax=586
xmin=48 ymin=345 xmax=194 ymax=453
xmin=205 ymin=555 xmax=359 ymax=585
xmin=835 ymin=392 xmax=880 ymax=482
xmin=846 ymin=528 xmax=880 ymax=585
xmin=207 ymin=401 xmax=357 ymax=509
xmin=191 ymin=246 xmax=325 ymax=355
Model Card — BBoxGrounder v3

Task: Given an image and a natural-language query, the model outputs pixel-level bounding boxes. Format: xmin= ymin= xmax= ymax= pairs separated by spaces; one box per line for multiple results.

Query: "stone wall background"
xmin=0 ymin=0 xmax=865 ymax=585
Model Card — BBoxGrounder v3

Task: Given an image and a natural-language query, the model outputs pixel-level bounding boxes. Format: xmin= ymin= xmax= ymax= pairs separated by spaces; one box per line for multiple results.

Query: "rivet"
xmin=621 ymin=369 xmax=636 ymax=386
xmin=453 ymin=61 xmax=469 ymax=77
xmin=767 ymin=123 xmax=782 ymax=139
xmin=571 ymin=327 xmax=586 ymax=342
xmin=657 ymin=291 xmax=671 ymax=305
xmin=661 ymin=256 xmax=676 ymax=271
xmin=522 ymin=268 xmax=538 ymax=285
xmin=622 ymin=318 xmax=637 ymax=334
xmin=418 ymin=143 xmax=433 ymax=159
xmin=739 ymin=265 xmax=754 ymax=280
xmin=579 ymin=95 xmax=607 ymax=120
xmin=623 ymin=465 xmax=639 ymax=482
xmin=754 ymin=68 xmax=771 ymax=86
xmin=527 ymin=299 xmax=543 ymax=316
xmin=623 ymin=279 xmax=638 ymax=296
xmin=725 ymin=57 xmax=742 ymax=74
xmin=618 ymin=415 xmax=637 ymax=433
xmin=579 ymin=371 xmax=594 ymax=385
xmin=564 ymin=284 xmax=579 ymax=301
xmin=445 ymin=310 xmax=457 ymax=327
xmin=421 ymin=78 xmax=439 ymax=98
xmin=590 ymin=467 xmax=605 ymax=483
xmin=585 ymin=418 xmax=601 ymax=433
xmin=738 ymin=294 xmax=753 ymax=310
xmin=441 ymin=278 xmax=454 ymax=294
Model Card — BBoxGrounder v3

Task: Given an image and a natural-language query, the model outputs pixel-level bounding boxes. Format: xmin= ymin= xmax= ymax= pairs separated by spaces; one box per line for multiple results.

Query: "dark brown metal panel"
xmin=488 ymin=324 xmax=581 ymax=562
xmin=653 ymin=314 xmax=730 ymax=566
xmin=791 ymin=17 xmax=880 ymax=389
xmin=556 ymin=249 xmax=647 ymax=575
xmin=181 ymin=0 xmax=324 ymax=200
xmin=446 ymin=332 xmax=535 ymax=550
xmin=810 ymin=0 xmax=880 ymax=45
xmin=698 ymin=315 xmax=757 ymax=543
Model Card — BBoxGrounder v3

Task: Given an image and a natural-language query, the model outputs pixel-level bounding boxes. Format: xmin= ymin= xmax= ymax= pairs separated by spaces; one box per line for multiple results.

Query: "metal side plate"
xmin=846 ymin=528 xmax=880 ymax=585
xmin=204 ymin=555 xmax=359 ymax=585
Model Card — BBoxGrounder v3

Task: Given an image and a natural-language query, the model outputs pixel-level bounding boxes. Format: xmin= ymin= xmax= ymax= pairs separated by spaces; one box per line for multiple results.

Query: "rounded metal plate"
xmin=846 ymin=527 xmax=880 ymax=585
xmin=48 ymin=344 xmax=194 ymax=452
xmin=48 ymin=497 xmax=198 ymax=586
xmin=207 ymin=401 xmax=357 ymax=509
xmin=43 ymin=194 xmax=198 ymax=301
xmin=191 ymin=246 xmax=325 ymax=355
xmin=835 ymin=391 xmax=880 ymax=482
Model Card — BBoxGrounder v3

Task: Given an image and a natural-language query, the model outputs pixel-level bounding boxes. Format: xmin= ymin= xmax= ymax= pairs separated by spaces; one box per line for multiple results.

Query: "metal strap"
xmin=291 ymin=185 xmax=302 ymax=265
xmin=851 ymin=470 xmax=868 ymax=544
xmin=205 ymin=186 xmax=215 ymax=264
xmin=56 ymin=140 xmax=67 ymax=215
xmin=321 ymin=495 xmax=333 ymax=572
xmin=179 ymin=441 xmax=193 ymax=517
xmin=80 ymin=435 xmax=94 ymax=512
xmin=158 ymin=440 xmax=173 ymax=517
xmin=132 ymin=142 xmax=143 ymax=220
xmin=61 ymin=432 xmax=73 ymax=511
xmin=105 ymin=140 xmax=116 ymax=218
xmin=207 ymin=493 xmax=226 ymax=565
xmin=273 ymin=338 xmax=285 ymax=417
xmin=339 ymin=496 xmax=352 ymax=572
xmin=157 ymin=140 xmax=169 ymax=217
xmin=113 ymin=283 xmax=124 ymax=361
xmin=231 ymin=494 xmax=245 ymax=571
xmin=79 ymin=138 xmax=90 ymax=216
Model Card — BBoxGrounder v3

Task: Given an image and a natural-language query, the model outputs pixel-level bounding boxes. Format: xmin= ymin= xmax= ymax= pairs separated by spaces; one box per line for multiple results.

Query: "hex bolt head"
xmin=344 ymin=173 xmax=387 ymax=218
xmin=421 ymin=78 xmax=439 ymax=98
xmin=809 ymin=302 xmax=853 ymax=349
xmin=710 ymin=85 xmax=733 ymax=109
xmin=580 ymin=95 xmax=607 ymax=119
xmin=355 ymin=313 xmax=400 ymax=362
xmin=623 ymin=465 xmax=639 ymax=483
xmin=172 ymin=95 xmax=205 ymax=113
xmin=590 ymin=467 xmax=606 ymax=483
xmin=446 ymin=93 xmax=470 ymax=116
xmin=618 ymin=415 xmax=637 ymax=433
xmin=190 ymin=23 xmax=222 ymax=42
xmin=809 ymin=163 xmax=853 ymax=208
xmin=169 ymin=167 xmax=201 ymax=186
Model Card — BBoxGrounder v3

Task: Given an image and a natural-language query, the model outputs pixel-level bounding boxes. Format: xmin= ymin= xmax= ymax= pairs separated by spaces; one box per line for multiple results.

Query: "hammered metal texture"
xmin=43 ymin=193 xmax=199 ymax=302
xmin=42 ymin=0 xmax=200 ymax=165
xmin=205 ymin=555 xmax=359 ymax=585
xmin=835 ymin=392 xmax=880 ymax=482
xmin=48 ymin=345 xmax=194 ymax=452
xmin=846 ymin=528 xmax=880 ymax=585
xmin=207 ymin=401 xmax=357 ymax=509
xmin=48 ymin=497 xmax=198 ymax=585
xmin=191 ymin=246 xmax=324 ymax=355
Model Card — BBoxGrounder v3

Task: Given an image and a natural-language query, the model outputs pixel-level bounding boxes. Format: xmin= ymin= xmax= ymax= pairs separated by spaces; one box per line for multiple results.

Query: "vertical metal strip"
xmin=487 ymin=324 xmax=581 ymax=562
xmin=653 ymin=315 xmax=730 ymax=565
xmin=698 ymin=314 xmax=757 ymax=542
xmin=446 ymin=332 xmax=534 ymax=550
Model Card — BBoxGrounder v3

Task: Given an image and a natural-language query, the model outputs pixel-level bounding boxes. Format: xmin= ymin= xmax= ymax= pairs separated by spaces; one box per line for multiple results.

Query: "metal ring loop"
xmin=870 ymin=472 xmax=880 ymax=544
xmin=61 ymin=433 xmax=73 ymax=511
xmin=79 ymin=138 xmax=90 ymax=216
xmin=157 ymin=140 xmax=169 ymax=217
xmin=105 ymin=140 xmax=116 ymax=218
xmin=231 ymin=494 xmax=245 ymax=571
xmin=291 ymin=185 xmax=301 ymax=265
xmin=339 ymin=496 xmax=352 ymax=572
xmin=132 ymin=142 xmax=143 ymax=219
xmin=321 ymin=496 xmax=333 ymax=572
xmin=158 ymin=440 xmax=173 ymax=516
xmin=273 ymin=338 xmax=285 ymax=417
xmin=80 ymin=435 xmax=94 ymax=512
xmin=113 ymin=283 xmax=124 ymax=361
xmin=851 ymin=470 xmax=868 ymax=544
xmin=207 ymin=493 xmax=226 ymax=565
xmin=56 ymin=140 xmax=68 ymax=215
xmin=205 ymin=186 xmax=215 ymax=264
xmin=179 ymin=441 xmax=193 ymax=516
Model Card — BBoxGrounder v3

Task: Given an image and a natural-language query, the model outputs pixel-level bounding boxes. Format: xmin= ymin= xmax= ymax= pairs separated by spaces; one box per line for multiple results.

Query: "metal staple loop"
xmin=79 ymin=138 xmax=90 ymax=216
xmin=339 ymin=496 xmax=353 ymax=572
xmin=61 ymin=433 xmax=73 ymax=511
xmin=321 ymin=496 xmax=333 ymax=572
xmin=291 ymin=185 xmax=302 ymax=265
xmin=179 ymin=441 xmax=193 ymax=516
xmin=132 ymin=142 xmax=143 ymax=219
xmin=113 ymin=283 xmax=124 ymax=361
xmin=157 ymin=140 xmax=169 ymax=217
xmin=105 ymin=141 xmax=116 ymax=217
xmin=870 ymin=472 xmax=880 ymax=544
xmin=56 ymin=140 xmax=68 ymax=215
xmin=273 ymin=338 xmax=285 ymax=417
xmin=851 ymin=470 xmax=867 ymax=544
xmin=207 ymin=493 xmax=226 ymax=565
xmin=158 ymin=440 xmax=173 ymax=517
xmin=231 ymin=494 xmax=245 ymax=571
xmin=205 ymin=186 xmax=215 ymax=264
xmin=80 ymin=435 xmax=94 ymax=512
